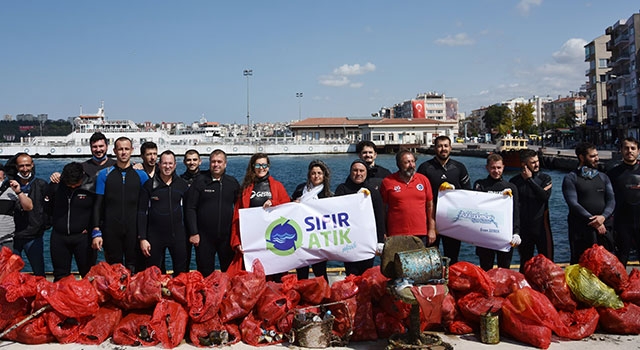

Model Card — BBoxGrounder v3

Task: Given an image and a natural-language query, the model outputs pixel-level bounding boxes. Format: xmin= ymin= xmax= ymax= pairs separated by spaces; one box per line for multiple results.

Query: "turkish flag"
xmin=412 ymin=100 xmax=425 ymax=118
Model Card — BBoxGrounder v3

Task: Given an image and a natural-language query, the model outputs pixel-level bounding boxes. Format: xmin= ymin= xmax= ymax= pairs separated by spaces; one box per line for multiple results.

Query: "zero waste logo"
xmin=265 ymin=217 xmax=303 ymax=256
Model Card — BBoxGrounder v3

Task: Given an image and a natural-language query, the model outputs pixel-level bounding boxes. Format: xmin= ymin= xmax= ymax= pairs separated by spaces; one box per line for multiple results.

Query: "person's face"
xmin=159 ymin=154 xmax=176 ymax=177
xmin=142 ymin=148 xmax=158 ymax=167
xmin=91 ymin=139 xmax=108 ymax=159
xmin=184 ymin=153 xmax=202 ymax=173
xmin=350 ymin=163 xmax=367 ymax=185
xmin=435 ymin=139 xmax=451 ymax=161
xmin=523 ymin=155 xmax=540 ymax=173
xmin=209 ymin=154 xmax=227 ymax=178
xmin=486 ymin=160 xmax=504 ymax=180
xmin=309 ymin=166 xmax=324 ymax=187
xmin=359 ymin=146 xmax=376 ymax=166
xmin=580 ymin=148 xmax=599 ymax=169
xmin=114 ymin=139 xmax=132 ymax=164
xmin=621 ymin=140 xmax=639 ymax=165
xmin=16 ymin=155 xmax=33 ymax=177
xmin=0 ymin=170 xmax=5 ymax=182
xmin=253 ymin=157 xmax=269 ymax=178
xmin=398 ymin=153 xmax=416 ymax=178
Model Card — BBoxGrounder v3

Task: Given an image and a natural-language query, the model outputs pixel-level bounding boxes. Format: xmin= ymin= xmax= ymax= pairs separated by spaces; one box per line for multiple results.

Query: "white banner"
xmin=239 ymin=193 xmax=377 ymax=275
xmin=435 ymin=189 xmax=513 ymax=252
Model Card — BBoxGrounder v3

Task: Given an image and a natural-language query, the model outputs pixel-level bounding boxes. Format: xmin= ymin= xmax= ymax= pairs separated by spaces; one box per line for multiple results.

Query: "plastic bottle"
xmin=323 ymin=310 xmax=332 ymax=320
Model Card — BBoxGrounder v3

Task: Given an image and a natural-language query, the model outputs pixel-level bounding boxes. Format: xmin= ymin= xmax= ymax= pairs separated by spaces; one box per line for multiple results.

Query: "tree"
xmin=555 ymin=106 xmax=578 ymax=129
xmin=482 ymin=105 xmax=511 ymax=134
xmin=498 ymin=113 xmax=514 ymax=136
xmin=513 ymin=103 xmax=535 ymax=134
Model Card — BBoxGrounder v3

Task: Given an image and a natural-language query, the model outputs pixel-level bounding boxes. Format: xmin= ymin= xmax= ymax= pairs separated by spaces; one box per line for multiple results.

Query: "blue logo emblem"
xmin=451 ymin=210 xmax=499 ymax=228
xmin=265 ymin=217 xmax=303 ymax=256
xmin=417 ymin=184 xmax=424 ymax=191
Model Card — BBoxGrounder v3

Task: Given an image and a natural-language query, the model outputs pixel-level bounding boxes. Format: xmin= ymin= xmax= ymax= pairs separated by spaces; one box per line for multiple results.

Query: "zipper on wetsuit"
xmin=217 ymin=180 xmax=222 ymax=234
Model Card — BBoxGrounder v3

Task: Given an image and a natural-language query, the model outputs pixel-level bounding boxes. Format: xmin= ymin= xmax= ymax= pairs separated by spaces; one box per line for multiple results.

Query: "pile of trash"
xmin=0 ymin=244 xmax=639 ymax=349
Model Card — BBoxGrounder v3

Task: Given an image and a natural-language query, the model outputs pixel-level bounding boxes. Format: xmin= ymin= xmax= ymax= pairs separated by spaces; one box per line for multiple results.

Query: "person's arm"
xmin=9 ymin=180 xmax=32 ymax=211
xmin=459 ymin=165 xmax=472 ymax=190
xmin=601 ymin=173 xmax=616 ymax=220
xmin=527 ymin=173 xmax=552 ymax=201
xmin=137 ymin=181 xmax=151 ymax=257
xmin=561 ymin=173 xmax=593 ymax=220
xmin=426 ymin=199 xmax=436 ymax=245
xmin=14 ymin=180 xmax=46 ymax=237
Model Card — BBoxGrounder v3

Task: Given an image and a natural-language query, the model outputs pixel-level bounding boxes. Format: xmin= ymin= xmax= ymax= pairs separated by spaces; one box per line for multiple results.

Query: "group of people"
xmin=0 ymin=132 xmax=637 ymax=282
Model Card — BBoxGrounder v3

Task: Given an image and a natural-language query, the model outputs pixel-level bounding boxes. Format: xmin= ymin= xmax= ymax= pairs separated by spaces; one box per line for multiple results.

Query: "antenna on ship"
xmin=80 ymin=105 xmax=83 ymax=116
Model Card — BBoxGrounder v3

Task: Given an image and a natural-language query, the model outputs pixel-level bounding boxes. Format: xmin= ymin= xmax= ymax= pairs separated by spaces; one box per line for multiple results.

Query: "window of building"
xmin=388 ymin=133 xmax=394 ymax=141
xmin=372 ymin=133 xmax=385 ymax=141
xmin=301 ymin=132 xmax=307 ymax=141
xmin=598 ymin=59 xmax=608 ymax=68
xmin=314 ymin=132 xmax=320 ymax=141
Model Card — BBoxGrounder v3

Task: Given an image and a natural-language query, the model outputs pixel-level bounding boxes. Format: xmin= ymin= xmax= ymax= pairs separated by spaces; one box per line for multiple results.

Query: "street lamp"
xmin=296 ymin=92 xmax=303 ymax=120
xmin=243 ymin=69 xmax=253 ymax=137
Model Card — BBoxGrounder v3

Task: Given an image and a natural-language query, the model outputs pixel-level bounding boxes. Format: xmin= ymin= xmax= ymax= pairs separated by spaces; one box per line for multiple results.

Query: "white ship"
xmin=0 ymin=104 xmax=354 ymax=157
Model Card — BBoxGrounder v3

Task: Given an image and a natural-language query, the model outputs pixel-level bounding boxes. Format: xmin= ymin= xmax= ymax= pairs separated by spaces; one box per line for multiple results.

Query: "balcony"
xmin=614 ymin=34 xmax=629 ymax=46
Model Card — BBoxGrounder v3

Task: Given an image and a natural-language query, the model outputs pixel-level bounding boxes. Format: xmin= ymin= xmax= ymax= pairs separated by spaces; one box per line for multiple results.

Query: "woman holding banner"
xmin=335 ymin=159 xmax=386 ymax=275
xmin=291 ymin=159 xmax=332 ymax=281
xmin=230 ymin=153 xmax=290 ymax=279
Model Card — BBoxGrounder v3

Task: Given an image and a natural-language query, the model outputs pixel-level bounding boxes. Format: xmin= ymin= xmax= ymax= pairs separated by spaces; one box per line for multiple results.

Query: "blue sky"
xmin=1 ymin=1 xmax=638 ymax=124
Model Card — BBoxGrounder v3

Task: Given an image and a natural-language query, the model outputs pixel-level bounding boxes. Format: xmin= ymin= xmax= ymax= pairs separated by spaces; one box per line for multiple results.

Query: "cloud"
xmin=551 ymin=38 xmax=587 ymax=64
xmin=435 ymin=33 xmax=474 ymax=46
xmin=478 ymin=90 xmax=489 ymax=95
xmin=516 ymin=0 xmax=542 ymax=16
xmin=318 ymin=75 xmax=350 ymax=87
xmin=333 ymin=62 xmax=376 ymax=76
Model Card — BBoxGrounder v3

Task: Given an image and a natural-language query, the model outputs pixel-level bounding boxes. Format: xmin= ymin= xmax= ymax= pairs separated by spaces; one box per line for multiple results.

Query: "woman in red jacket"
xmin=229 ymin=153 xmax=290 ymax=278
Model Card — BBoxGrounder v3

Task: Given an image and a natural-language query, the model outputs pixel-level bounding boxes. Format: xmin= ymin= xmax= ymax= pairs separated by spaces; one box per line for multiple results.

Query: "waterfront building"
xmin=584 ymin=34 xmax=611 ymax=144
xmin=605 ymin=12 xmax=640 ymax=140
xmin=543 ymin=95 xmax=588 ymax=126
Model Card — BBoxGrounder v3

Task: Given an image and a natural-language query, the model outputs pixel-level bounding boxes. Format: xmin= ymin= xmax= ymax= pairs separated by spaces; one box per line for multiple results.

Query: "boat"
xmin=494 ymin=134 xmax=529 ymax=169
xmin=0 ymin=103 xmax=355 ymax=158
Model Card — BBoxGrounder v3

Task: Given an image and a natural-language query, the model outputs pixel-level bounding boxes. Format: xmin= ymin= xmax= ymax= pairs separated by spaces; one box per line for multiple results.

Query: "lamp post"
xmin=296 ymin=92 xmax=303 ymax=120
xmin=243 ymin=69 xmax=253 ymax=137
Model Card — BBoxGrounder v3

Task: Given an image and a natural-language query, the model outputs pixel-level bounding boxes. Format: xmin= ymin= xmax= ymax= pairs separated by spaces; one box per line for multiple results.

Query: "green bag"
xmin=565 ymin=264 xmax=623 ymax=309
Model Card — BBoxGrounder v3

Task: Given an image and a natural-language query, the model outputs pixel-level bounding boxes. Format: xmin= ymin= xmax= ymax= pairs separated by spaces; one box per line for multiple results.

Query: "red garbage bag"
xmin=85 ymin=262 xmax=130 ymax=304
xmin=191 ymin=270 xmax=229 ymax=323
xmin=0 ymin=246 xmax=24 ymax=283
xmin=77 ymin=304 xmax=122 ymax=345
xmin=294 ymin=276 xmax=331 ymax=305
xmin=378 ymin=293 xmax=412 ymax=320
xmin=329 ymin=297 xmax=356 ymax=339
xmin=150 ymin=299 xmax=189 ymax=348
xmin=0 ymin=288 xmax=29 ymax=332
xmin=166 ymin=270 xmax=204 ymax=306
xmin=579 ymin=244 xmax=629 ymax=293
xmin=441 ymin=293 xmax=474 ymax=334
xmin=44 ymin=310 xmax=87 ymax=343
xmin=189 ymin=316 xmax=240 ymax=347
xmin=34 ymin=275 xmax=100 ymax=318
xmin=330 ymin=274 xmax=359 ymax=301
xmin=558 ymin=307 xmax=599 ymax=340
xmin=0 ymin=271 xmax=44 ymax=302
xmin=256 ymin=281 xmax=288 ymax=327
xmin=502 ymin=309 xmax=552 ymax=349
xmin=448 ymin=262 xmax=494 ymax=297
xmin=456 ymin=292 xmax=503 ymax=324
xmin=621 ymin=268 xmax=640 ymax=305
xmin=350 ymin=275 xmax=377 ymax=341
xmin=240 ymin=311 xmax=265 ymax=346
xmin=597 ymin=302 xmax=640 ymax=334
xmin=487 ymin=268 xmax=530 ymax=297
xmin=2 ymin=313 xmax=56 ymax=344
xmin=374 ymin=307 xmax=405 ymax=338
xmin=219 ymin=260 xmax=266 ymax=322
xmin=119 ymin=266 xmax=168 ymax=310
xmin=362 ymin=266 xmax=390 ymax=301
xmin=112 ymin=312 xmax=159 ymax=346
xmin=524 ymin=254 xmax=577 ymax=312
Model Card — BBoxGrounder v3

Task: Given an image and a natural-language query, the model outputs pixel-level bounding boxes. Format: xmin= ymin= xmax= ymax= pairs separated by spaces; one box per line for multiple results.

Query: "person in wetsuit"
xmin=607 ymin=137 xmax=640 ymax=266
xmin=92 ymin=137 xmax=149 ymax=273
xmin=509 ymin=149 xmax=553 ymax=272
xmin=181 ymin=149 xmax=203 ymax=185
xmin=46 ymin=162 xmax=96 ymax=281
xmin=562 ymin=142 xmax=615 ymax=264
xmin=417 ymin=135 xmax=472 ymax=263
xmin=473 ymin=153 xmax=521 ymax=271
xmin=185 ymin=149 xmax=239 ymax=276
xmin=138 ymin=150 xmax=190 ymax=276
xmin=291 ymin=159 xmax=332 ymax=281
xmin=353 ymin=141 xmax=391 ymax=191
xmin=335 ymin=159 xmax=386 ymax=276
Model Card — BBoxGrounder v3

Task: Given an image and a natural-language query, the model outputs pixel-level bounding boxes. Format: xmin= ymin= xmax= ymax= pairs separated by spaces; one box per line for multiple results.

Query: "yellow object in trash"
xmin=565 ymin=264 xmax=623 ymax=309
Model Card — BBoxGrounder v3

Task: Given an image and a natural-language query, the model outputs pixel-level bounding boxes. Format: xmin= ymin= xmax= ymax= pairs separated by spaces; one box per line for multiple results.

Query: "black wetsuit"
xmin=46 ymin=174 xmax=95 ymax=280
xmin=335 ymin=178 xmax=386 ymax=276
xmin=417 ymin=157 xmax=471 ymax=263
xmin=138 ymin=173 xmax=190 ymax=276
xmin=184 ymin=172 xmax=239 ymax=276
xmin=13 ymin=176 xmax=48 ymax=277
xmin=180 ymin=169 xmax=202 ymax=186
xmin=607 ymin=162 xmax=640 ymax=265
xmin=94 ymin=165 xmax=149 ymax=272
xmin=473 ymin=176 xmax=520 ymax=271
xmin=509 ymin=171 xmax=553 ymax=271
xmin=562 ymin=169 xmax=615 ymax=264
xmin=82 ymin=158 xmax=116 ymax=179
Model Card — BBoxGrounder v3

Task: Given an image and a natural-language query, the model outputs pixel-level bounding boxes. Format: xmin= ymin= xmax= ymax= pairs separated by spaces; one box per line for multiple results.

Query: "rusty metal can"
xmin=480 ymin=313 xmax=500 ymax=344
xmin=393 ymin=247 xmax=444 ymax=284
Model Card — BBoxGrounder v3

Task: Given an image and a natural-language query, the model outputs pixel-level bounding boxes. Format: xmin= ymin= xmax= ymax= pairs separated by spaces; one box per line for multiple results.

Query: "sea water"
xmin=17 ymin=154 xmax=576 ymax=273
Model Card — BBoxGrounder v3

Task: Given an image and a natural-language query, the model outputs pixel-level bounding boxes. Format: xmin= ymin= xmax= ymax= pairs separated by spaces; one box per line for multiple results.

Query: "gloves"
xmin=502 ymin=188 xmax=513 ymax=197
xmin=439 ymin=182 xmax=455 ymax=191
xmin=510 ymin=234 xmax=521 ymax=247
xmin=376 ymin=243 xmax=384 ymax=255
xmin=358 ymin=188 xmax=371 ymax=196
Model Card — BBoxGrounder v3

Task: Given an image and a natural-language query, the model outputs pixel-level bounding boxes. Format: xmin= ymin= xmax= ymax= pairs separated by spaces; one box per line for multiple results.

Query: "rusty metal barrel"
xmin=393 ymin=247 xmax=449 ymax=284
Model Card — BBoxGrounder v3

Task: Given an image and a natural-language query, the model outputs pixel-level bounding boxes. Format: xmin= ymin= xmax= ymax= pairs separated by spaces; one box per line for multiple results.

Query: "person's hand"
xmin=510 ymin=234 xmax=521 ymax=247
xmin=588 ymin=215 xmax=605 ymax=228
xmin=357 ymin=188 xmax=370 ymax=196
xmin=427 ymin=230 xmax=437 ymax=245
xmin=132 ymin=162 xmax=143 ymax=170
xmin=92 ymin=237 xmax=103 ymax=251
xmin=263 ymin=199 xmax=273 ymax=208
xmin=189 ymin=234 xmax=200 ymax=247
xmin=596 ymin=224 xmax=607 ymax=235
xmin=439 ymin=182 xmax=455 ymax=191
xmin=521 ymin=165 xmax=532 ymax=180
xmin=235 ymin=245 xmax=244 ymax=254
xmin=50 ymin=172 xmax=61 ymax=183
xmin=140 ymin=239 xmax=151 ymax=257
